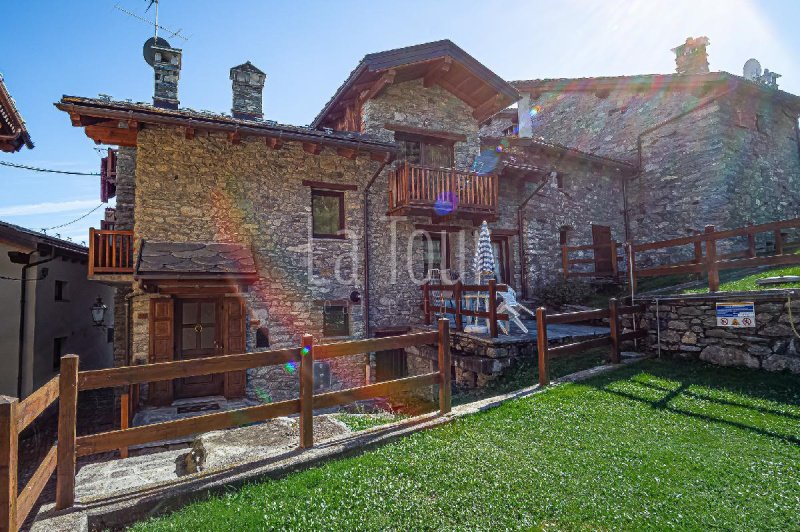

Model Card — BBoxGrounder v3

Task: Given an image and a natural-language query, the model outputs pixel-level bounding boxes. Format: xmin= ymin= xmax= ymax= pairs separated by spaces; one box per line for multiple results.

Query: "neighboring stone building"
xmin=55 ymin=37 xmax=800 ymax=407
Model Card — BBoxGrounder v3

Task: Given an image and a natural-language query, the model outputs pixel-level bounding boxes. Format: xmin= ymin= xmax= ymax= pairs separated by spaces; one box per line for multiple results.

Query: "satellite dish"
xmin=143 ymin=36 xmax=172 ymax=66
xmin=743 ymin=58 xmax=762 ymax=81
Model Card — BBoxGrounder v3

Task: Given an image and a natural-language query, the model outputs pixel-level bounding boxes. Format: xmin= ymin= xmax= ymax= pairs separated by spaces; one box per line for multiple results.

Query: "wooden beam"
xmin=423 ymin=57 xmax=453 ymax=88
xmin=184 ymin=127 xmax=195 ymax=140
xmin=359 ymin=69 xmax=396 ymax=103
xmin=301 ymin=179 xmax=358 ymax=191
xmin=472 ymin=94 xmax=505 ymax=121
xmin=84 ymin=125 xmax=138 ymax=147
xmin=384 ymin=122 xmax=466 ymax=142
xmin=227 ymin=131 xmax=241 ymax=145
xmin=336 ymin=147 xmax=358 ymax=159
xmin=265 ymin=136 xmax=283 ymax=150
xmin=302 ymin=142 xmax=322 ymax=155
xmin=370 ymin=151 xmax=392 ymax=163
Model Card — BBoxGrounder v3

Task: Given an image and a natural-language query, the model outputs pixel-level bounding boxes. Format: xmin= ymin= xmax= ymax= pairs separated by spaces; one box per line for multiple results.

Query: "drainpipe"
xmin=362 ymin=159 xmax=390 ymax=338
xmin=517 ymin=172 xmax=554 ymax=300
xmin=16 ymin=252 xmax=56 ymax=398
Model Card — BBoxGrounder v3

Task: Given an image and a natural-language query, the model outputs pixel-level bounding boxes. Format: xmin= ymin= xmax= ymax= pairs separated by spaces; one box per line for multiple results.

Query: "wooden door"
xmin=223 ymin=297 xmax=247 ymax=398
xmin=174 ymin=298 xmax=225 ymax=399
xmin=591 ymin=224 xmax=614 ymax=275
xmin=149 ymin=298 xmax=175 ymax=406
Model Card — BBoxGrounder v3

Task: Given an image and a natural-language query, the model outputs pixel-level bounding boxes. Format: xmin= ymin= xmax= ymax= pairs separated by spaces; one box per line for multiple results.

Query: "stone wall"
xmin=642 ymin=291 xmax=800 ymax=374
xmin=132 ymin=126 xmax=384 ymax=401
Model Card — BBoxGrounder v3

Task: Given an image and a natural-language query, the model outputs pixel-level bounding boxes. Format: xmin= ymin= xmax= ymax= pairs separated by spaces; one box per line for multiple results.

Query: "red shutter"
xmin=100 ymin=148 xmax=118 ymax=203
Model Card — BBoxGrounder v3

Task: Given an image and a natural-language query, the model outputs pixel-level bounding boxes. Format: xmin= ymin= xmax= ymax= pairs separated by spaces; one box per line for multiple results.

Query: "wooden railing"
xmin=0 ymin=377 xmax=60 ymax=530
xmin=422 ymin=279 xmax=509 ymax=338
xmin=535 ymin=299 xmax=647 ymax=386
xmin=388 ymin=162 xmax=498 ymax=218
xmin=561 ymin=241 xmax=625 ymax=279
xmin=88 ymin=228 xmax=134 ymax=276
xmin=0 ymin=322 xmax=451 ymax=525
xmin=627 ymin=218 xmax=800 ymax=292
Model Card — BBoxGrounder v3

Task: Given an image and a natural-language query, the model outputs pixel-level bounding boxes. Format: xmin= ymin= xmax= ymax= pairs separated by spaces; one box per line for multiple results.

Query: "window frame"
xmin=395 ymin=132 xmax=455 ymax=169
xmin=423 ymin=232 xmax=450 ymax=277
xmin=311 ymin=189 xmax=346 ymax=239
xmin=54 ymin=280 xmax=68 ymax=301
xmin=491 ymin=236 xmax=510 ymax=285
xmin=322 ymin=304 xmax=350 ymax=337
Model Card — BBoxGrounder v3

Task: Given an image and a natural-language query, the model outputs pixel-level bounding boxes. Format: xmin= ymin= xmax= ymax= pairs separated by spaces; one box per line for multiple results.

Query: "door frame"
xmin=174 ymin=296 xmax=225 ymax=399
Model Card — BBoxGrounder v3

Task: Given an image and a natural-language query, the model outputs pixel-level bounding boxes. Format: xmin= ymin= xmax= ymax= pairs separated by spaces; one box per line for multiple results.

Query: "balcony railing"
xmin=388 ymin=162 xmax=498 ymax=220
xmin=88 ymin=228 xmax=134 ymax=276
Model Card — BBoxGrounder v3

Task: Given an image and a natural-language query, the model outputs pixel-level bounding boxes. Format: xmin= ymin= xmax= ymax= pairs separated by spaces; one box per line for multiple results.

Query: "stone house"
xmin=55 ymin=37 xmax=800 ymax=404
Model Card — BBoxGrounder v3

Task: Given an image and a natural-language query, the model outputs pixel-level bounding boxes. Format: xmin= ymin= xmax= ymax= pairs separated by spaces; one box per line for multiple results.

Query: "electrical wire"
xmin=42 ymin=203 xmax=104 ymax=231
xmin=0 ymin=160 xmax=100 ymax=176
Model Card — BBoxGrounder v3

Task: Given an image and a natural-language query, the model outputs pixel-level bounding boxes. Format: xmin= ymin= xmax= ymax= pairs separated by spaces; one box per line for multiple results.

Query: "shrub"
xmin=536 ymin=279 xmax=595 ymax=308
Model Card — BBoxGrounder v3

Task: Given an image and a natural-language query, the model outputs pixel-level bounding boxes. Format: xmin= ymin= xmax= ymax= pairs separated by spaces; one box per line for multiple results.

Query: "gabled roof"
xmin=0 ymin=75 xmax=33 ymax=153
xmin=313 ymin=39 xmax=519 ymax=129
xmin=55 ymin=96 xmax=397 ymax=159
xmin=0 ymin=220 xmax=87 ymax=257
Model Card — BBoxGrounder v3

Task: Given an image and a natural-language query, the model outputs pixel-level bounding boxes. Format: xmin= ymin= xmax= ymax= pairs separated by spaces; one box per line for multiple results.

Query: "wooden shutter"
xmin=148 ymin=298 xmax=174 ymax=406
xmin=224 ymin=297 xmax=247 ymax=398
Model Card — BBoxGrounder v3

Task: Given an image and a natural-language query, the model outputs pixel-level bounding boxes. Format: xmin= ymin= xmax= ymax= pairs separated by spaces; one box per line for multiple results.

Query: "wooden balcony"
xmin=89 ymin=228 xmax=134 ymax=277
xmin=388 ymin=162 xmax=498 ymax=221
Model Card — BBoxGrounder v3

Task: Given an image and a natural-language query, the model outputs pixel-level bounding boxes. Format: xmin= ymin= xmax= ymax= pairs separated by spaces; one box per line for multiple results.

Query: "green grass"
xmin=682 ymin=264 xmax=800 ymax=294
xmin=131 ymin=359 xmax=800 ymax=531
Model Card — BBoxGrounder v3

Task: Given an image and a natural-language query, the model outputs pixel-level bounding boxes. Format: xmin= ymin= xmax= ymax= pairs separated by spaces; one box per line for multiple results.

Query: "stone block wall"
xmin=642 ymin=291 xmax=800 ymax=374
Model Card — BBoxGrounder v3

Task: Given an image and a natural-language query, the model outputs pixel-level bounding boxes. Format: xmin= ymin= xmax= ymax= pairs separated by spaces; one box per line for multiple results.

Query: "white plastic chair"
xmin=496 ymin=286 xmax=535 ymax=334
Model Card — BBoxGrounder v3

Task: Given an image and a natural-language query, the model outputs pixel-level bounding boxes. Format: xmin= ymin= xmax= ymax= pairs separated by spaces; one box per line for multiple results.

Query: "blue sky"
xmin=2 ymin=0 xmax=799 ymax=244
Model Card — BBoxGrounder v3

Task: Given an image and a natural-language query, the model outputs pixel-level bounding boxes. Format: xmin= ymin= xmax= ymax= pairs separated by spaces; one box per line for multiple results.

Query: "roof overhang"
xmin=313 ymin=39 xmax=520 ymax=129
xmin=0 ymin=77 xmax=33 ymax=153
xmin=55 ymin=97 xmax=397 ymax=161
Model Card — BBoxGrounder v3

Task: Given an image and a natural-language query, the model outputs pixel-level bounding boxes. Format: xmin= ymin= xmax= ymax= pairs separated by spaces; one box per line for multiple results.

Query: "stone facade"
xmin=642 ymin=291 xmax=800 ymax=374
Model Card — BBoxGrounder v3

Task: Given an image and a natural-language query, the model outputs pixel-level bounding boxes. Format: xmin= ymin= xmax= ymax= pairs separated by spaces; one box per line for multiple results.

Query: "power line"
xmin=42 ymin=204 xmax=105 ymax=232
xmin=0 ymin=161 xmax=100 ymax=176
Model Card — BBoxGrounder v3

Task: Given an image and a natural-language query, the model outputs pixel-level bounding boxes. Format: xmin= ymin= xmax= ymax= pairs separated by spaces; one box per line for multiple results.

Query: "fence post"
xmin=774 ymin=229 xmax=784 ymax=255
xmin=536 ymin=307 xmax=550 ymax=386
xmin=610 ymin=241 xmax=619 ymax=278
xmin=454 ymin=280 xmax=463 ymax=331
xmin=437 ymin=318 xmax=451 ymax=414
xmin=609 ymin=298 xmax=621 ymax=364
xmin=488 ymin=279 xmax=498 ymax=338
xmin=299 ymin=334 xmax=314 ymax=449
xmin=423 ymin=282 xmax=431 ymax=326
xmin=56 ymin=354 xmax=79 ymax=511
xmin=704 ymin=225 xmax=720 ymax=292
xmin=747 ymin=225 xmax=756 ymax=258
xmin=693 ymin=239 xmax=703 ymax=264
xmin=119 ymin=391 xmax=129 ymax=459
xmin=0 ymin=397 xmax=18 ymax=532
xmin=561 ymin=245 xmax=569 ymax=280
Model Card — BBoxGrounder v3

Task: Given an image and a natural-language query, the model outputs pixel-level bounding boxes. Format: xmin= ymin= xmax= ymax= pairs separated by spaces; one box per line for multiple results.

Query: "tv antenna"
xmin=114 ymin=1 xmax=190 ymax=42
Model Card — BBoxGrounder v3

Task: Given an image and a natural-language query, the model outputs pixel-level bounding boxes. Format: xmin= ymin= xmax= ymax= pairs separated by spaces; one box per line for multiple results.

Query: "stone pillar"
xmin=230 ymin=62 xmax=266 ymax=120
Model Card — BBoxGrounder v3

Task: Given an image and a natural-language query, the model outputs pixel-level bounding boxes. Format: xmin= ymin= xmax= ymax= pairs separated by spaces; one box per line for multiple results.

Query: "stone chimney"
xmin=152 ymin=44 xmax=182 ymax=109
xmin=230 ymin=62 xmax=266 ymax=120
xmin=671 ymin=37 xmax=710 ymax=75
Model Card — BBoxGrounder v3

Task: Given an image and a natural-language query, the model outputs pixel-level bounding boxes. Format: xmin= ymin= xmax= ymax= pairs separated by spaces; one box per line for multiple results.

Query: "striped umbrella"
xmin=473 ymin=220 xmax=495 ymax=283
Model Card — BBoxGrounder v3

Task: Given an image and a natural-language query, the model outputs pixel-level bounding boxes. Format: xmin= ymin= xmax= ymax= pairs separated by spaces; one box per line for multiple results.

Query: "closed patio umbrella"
xmin=473 ymin=220 xmax=495 ymax=284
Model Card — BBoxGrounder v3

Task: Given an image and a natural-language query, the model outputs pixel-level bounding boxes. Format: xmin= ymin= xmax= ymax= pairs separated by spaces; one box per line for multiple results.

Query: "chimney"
xmin=671 ymin=36 xmax=710 ymax=75
xmin=152 ymin=44 xmax=182 ymax=109
xmin=230 ymin=62 xmax=266 ymax=120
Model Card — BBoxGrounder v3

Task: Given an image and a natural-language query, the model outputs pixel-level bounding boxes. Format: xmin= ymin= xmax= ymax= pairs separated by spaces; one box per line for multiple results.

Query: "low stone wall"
xmin=641 ymin=290 xmax=800 ymax=373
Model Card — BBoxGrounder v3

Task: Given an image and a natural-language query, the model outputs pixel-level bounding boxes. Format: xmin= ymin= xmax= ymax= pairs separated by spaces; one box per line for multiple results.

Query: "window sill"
xmin=312 ymin=235 xmax=348 ymax=241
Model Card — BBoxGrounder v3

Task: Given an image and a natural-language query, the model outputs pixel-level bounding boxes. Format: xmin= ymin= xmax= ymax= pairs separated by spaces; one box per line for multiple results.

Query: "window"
xmin=397 ymin=133 xmax=454 ymax=168
xmin=54 ymin=280 xmax=67 ymax=301
xmin=53 ymin=336 xmax=67 ymax=371
xmin=559 ymin=226 xmax=573 ymax=246
xmin=311 ymin=189 xmax=345 ymax=238
xmin=556 ymin=174 xmax=565 ymax=190
xmin=256 ymin=327 xmax=270 ymax=348
xmin=423 ymin=233 xmax=449 ymax=277
xmin=323 ymin=304 xmax=350 ymax=337
xmin=107 ymin=327 xmax=114 ymax=343
xmin=491 ymin=237 xmax=510 ymax=284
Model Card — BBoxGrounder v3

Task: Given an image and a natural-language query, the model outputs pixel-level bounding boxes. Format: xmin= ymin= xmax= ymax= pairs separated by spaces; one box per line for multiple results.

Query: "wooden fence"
xmin=0 ymin=321 xmax=452 ymax=531
xmin=561 ymin=217 xmax=800 ymax=292
xmin=535 ymin=298 xmax=647 ymax=386
xmin=0 ymin=377 xmax=59 ymax=530
xmin=561 ymin=241 xmax=624 ymax=279
xmin=422 ymin=278 xmax=510 ymax=337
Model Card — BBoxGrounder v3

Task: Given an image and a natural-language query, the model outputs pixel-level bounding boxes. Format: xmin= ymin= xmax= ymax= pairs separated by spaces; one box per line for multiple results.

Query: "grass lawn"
xmin=682 ymin=264 xmax=800 ymax=294
xmin=132 ymin=359 xmax=800 ymax=531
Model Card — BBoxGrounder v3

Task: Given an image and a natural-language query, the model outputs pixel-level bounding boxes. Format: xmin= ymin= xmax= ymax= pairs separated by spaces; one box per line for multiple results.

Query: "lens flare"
xmin=530 ymin=105 xmax=542 ymax=117
xmin=434 ymin=191 xmax=458 ymax=216
xmin=301 ymin=346 xmax=310 ymax=356
xmin=284 ymin=361 xmax=297 ymax=374
xmin=471 ymin=149 xmax=501 ymax=175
